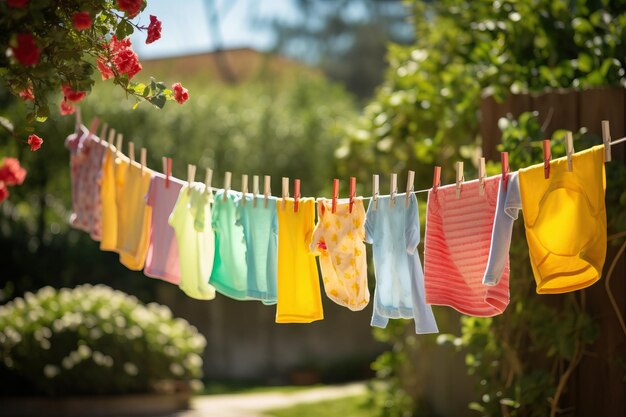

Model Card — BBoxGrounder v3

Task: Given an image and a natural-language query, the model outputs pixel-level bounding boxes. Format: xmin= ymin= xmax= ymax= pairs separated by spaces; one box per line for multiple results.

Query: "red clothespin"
xmin=349 ymin=177 xmax=356 ymax=213
xmin=501 ymin=152 xmax=509 ymax=191
xmin=294 ymin=179 xmax=300 ymax=213
xmin=332 ymin=178 xmax=339 ymax=214
xmin=162 ymin=157 xmax=172 ymax=188
xmin=432 ymin=166 xmax=441 ymax=191
xmin=543 ymin=139 xmax=551 ymax=179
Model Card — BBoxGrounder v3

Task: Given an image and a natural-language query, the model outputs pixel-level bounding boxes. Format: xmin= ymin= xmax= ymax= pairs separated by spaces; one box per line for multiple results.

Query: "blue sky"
xmin=131 ymin=0 xmax=299 ymax=59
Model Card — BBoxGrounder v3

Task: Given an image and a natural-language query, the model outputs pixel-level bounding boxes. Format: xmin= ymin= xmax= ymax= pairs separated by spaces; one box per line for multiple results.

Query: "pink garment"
xmin=423 ymin=176 xmax=509 ymax=317
xmin=144 ymin=173 xmax=183 ymax=284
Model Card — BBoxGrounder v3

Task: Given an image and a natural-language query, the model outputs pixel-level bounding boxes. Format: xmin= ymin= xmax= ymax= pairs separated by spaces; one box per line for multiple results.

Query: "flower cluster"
xmin=97 ymin=36 xmax=142 ymax=81
xmin=0 ymin=158 xmax=27 ymax=203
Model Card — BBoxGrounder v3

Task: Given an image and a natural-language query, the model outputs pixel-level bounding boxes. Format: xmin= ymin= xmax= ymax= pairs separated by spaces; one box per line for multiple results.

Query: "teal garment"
xmin=236 ymin=194 xmax=279 ymax=305
xmin=210 ymin=190 xmax=249 ymax=299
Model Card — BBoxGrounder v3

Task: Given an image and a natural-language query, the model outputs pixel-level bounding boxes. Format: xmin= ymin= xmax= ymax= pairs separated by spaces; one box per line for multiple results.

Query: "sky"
xmin=131 ymin=0 xmax=300 ymax=59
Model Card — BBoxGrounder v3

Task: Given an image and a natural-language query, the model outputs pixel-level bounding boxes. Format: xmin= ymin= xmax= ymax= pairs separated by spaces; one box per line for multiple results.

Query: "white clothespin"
xmin=223 ymin=171 xmax=232 ymax=202
xmin=602 ymin=120 xmax=612 ymax=163
xmin=389 ymin=173 xmax=397 ymax=208
xmin=241 ymin=174 xmax=248 ymax=207
xmin=405 ymin=170 xmax=414 ymax=208
xmin=372 ymin=174 xmax=379 ymax=211
xmin=187 ymin=164 xmax=196 ymax=194
xmin=455 ymin=161 xmax=464 ymax=199
xmin=566 ymin=131 xmax=574 ymax=172
xmin=252 ymin=175 xmax=259 ymax=208
xmin=128 ymin=142 xmax=135 ymax=162
xmin=140 ymin=147 xmax=147 ymax=173
xmin=282 ymin=177 xmax=289 ymax=210
xmin=115 ymin=133 xmax=123 ymax=156
xmin=478 ymin=157 xmax=486 ymax=196
xmin=205 ymin=168 xmax=213 ymax=195
xmin=107 ymin=128 xmax=116 ymax=148
xmin=264 ymin=175 xmax=271 ymax=209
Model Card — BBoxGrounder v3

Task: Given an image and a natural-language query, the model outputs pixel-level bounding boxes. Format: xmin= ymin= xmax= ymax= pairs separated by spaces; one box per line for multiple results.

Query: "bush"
xmin=0 ymin=284 xmax=206 ymax=396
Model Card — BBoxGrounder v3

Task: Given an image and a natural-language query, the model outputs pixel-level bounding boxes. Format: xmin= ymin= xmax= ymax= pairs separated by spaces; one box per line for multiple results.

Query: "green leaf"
xmin=115 ymin=20 xmax=133 ymax=39
xmin=149 ymin=94 xmax=166 ymax=109
xmin=577 ymin=53 xmax=593 ymax=72
xmin=132 ymin=101 xmax=140 ymax=110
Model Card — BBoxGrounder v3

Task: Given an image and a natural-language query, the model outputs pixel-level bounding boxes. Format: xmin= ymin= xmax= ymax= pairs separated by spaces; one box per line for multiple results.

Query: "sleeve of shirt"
xmin=364 ymin=199 xmax=376 ymax=244
xmin=370 ymin=295 xmax=389 ymax=329
xmin=406 ymin=194 xmax=421 ymax=254
xmin=483 ymin=172 xmax=521 ymax=286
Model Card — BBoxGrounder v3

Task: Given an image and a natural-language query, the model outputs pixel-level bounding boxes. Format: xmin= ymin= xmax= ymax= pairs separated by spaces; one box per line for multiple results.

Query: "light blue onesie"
xmin=483 ymin=172 xmax=521 ymax=286
xmin=236 ymin=194 xmax=279 ymax=305
xmin=364 ymin=193 xmax=439 ymax=334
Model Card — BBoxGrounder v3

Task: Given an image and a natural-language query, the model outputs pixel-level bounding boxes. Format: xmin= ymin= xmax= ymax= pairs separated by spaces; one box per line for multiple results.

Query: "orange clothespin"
xmin=332 ymin=178 xmax=339 ymax=214
xmin=433 ymin=166 xmax=441 ymax=191
xmin=501 ymin=152 xmax=509 ymax=191
xmin=294 ymin=179 xmax=301 ymax=213
xmin=543 ymin=139 xmax=551 ymax=179
xmin=349 ymin=177 xmax=356 ymax=213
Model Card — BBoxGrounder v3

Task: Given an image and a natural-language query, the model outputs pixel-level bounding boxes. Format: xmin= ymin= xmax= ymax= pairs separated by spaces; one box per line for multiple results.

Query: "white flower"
xmin=43 ymin=364 xmax=60 ymax=378
xmin=169 ymin=363 xmax=184 ymax=376
xmin=78 ymin=345 xmax=91 ymax=359
xmin=123 ymin=362 xmax=138 ymax=376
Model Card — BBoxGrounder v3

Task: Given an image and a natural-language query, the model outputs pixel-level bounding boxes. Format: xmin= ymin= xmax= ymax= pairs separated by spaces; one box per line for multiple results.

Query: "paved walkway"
xmin=173 ymin=382 xmax=367 ymax=417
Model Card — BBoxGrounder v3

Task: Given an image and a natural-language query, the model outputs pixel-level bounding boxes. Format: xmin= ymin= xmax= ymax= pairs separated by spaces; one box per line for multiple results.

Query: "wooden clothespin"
xmin=602 ymin=120 xmax=612 ymax=163
xmin=263 ymin=175 xmax=271 ymax=209
xmin=282 ymin=177 xmax=289 ymax=210
xmin=162 ymin=157 xmax=171 ymax=188
xmin=543 ymin=139 xmax=551 ymax=179
xmin=294 ymin=179 xmax=301 ymax=213
xmin=478 ymin=157 xmax=486 ymax=196
xmin=187 ymin=164 xmax=196 ymax=194
xmin=205 ymin=168 xmax=213 ymax=195
xmin=433 ymin=166 xmax=441 ymax=192
xmin=332 ymin=179 xmax=339 ymax=214
xmin=241 ymin=174 xmax=248 ymax=207
xmin=88 ymin=118 xmax=100 ymax=139
xmin=455 ymin=161 xmax=464 ymax=199
xmin=223 ymin=171 xmax=232 ymax=202
xmin=75 ymin=106 xmax=82 ymax=131
xmin=349 ymin=177 xmax=356 ymax=213
xmin=372 ymin=174 xmax=379 ymax=211
xmin=566 ymin=131 xmax=574 ymax=172
xmin=115 ymin=133 xmax=123 ymax=155
xmin=128 ymin=142 xmax=135 ymax=162
xmin=140 ymin=147 xmax=147 ymax=173
xmin=99 ymin=123 xmax=108 ymax=144
xmin=107 ymin=128 xmax=116 ymax=148
xmin=252 ymin=175 xmax=259 ymax=208
xmin=389 ymin=173 xmax=397 ymax=208
xmin=405 ymin=170 xmax=414 ymax=208
xmin=501 ymin=152 xmax=509 ymax=191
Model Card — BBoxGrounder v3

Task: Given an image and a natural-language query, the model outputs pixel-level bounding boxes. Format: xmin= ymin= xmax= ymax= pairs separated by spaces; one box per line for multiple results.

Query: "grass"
xmin=263 ymin=394 xmax=377 ymax=417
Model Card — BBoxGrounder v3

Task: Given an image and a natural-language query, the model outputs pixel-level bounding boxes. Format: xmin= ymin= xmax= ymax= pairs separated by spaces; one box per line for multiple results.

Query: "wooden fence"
xmin=480 ymin=87 xmax=626 ymax=417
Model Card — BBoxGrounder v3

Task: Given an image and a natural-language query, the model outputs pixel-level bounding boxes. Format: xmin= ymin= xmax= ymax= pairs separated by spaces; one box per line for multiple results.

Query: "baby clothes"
xmin=517 ymin=145 xmax=606 ymax=293
xmin=114 ymin=159 xmax=153 ymax=270
xmin=423 ymin=176 xmax=510 ymax=317
xmin=310 ymin=198 xmax=369 ymax=311
xmin=168 ymin=183 xmax=216 ymax=300
xmin=65 ymin=124 xmax=88 ymax=232
xmin=236 ymin=194 xmax=278 ymax=304
xmin=99 ymin=147 xmax=118 ymax=252
xmin=276 ymin=198 xmax=324 ymax=323
xmin=364 ymin=193 xmax=438 ymax=334
xmin=144 ymin=174 xmax=184 ymax=284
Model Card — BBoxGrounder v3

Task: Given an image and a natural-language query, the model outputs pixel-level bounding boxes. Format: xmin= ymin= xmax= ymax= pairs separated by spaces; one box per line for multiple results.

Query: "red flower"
xmin=97 ymin=57 xmax=114 ymax=80
xmin=146 ymin=15 xmax=162 ymax=44
xmin=7 ymin=0 xmax=28 ymax=8
xmin=11 ymin=33 xmax=40 ymax=66
xmin=18 ymin=87 xmax=34 ymax=101
xmin=172 ymin=82 xmax=189 ymax=104
xmin=113 ymin=48 xmax=142 ymax=79
xmin=0 ymin=183 xmax=9 ymax=204
xmin=60 ymin=99 xmax=75 ymax=116
xmin=62 ymin=84 xmax=86 ymax=102
xmin=72 ymin=11 xmax=92 ymax=31
xmin=0 ymin=158 xmax=27 ymax=185
xmin=27 ymin=134 xmax=43 ymax=152
xmin=116 ymin=0 xmax=142 ymax=18
xmin=99 ymin=36 xmax=142 ymax=80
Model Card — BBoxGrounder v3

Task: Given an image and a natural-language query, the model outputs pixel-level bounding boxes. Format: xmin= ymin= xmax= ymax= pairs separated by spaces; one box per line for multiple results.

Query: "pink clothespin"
xmin=543 ymin=139 xmax=551 ymax=179
xmin=349 ymin=177 xmax=356 ymax=213
xmin=332 ymin=179 xmax=339 ymax=214
xmin=432 ymin=166 xmax=441 ymax=192
xmin=294 ymin=179 xmax=300 ymax=213
xmin=501 ymin=152 xmax=509 ymax=191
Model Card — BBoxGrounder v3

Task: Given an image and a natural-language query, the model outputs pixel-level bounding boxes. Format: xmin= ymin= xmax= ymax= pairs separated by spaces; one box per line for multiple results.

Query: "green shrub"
xmin=0 ymin=284 xmax=206 ymax=396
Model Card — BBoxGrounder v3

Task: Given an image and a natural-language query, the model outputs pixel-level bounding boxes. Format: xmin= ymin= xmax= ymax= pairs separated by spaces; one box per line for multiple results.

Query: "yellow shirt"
xmin=99 ymin=148 xmax=118 ymax=252
xmin=276 ymin=198 xmax=324 ymax=323
xmin=519 ymin=145 xmax=606 ymax=294
xmin=114 ymin=159 xmax=152 ymax=271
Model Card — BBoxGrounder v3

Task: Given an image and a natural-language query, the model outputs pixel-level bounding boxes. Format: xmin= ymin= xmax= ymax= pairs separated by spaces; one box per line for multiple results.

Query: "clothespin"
xmin=162 ymin=157 xmax=171 ymax=188
xmin=543 ymin=139 xmax=551 ymax=179
xmin=140 ymin=147 xmax=147 ymax=173
xmin=566 ymin=131 xmax=574 ymax=172
xmin=478 ymin=157 xmax=486 ymax=196
xmin=223 ymin=171 xmax=232 ymax=202
xmin=263 ymin=175 xmax=271 ymax=209
xmin=205 ymin=168 xmax=213 ymax=195
xmin=115 ymin=133 xmax=123 ymax=156
xmin=433 ymin=166 xmax=441 ymax=192
xmin=349 ymin=177 xmax=356 ymax=213
xmin=455 ymin=161 xmax=464 ymax=199
xmin=88 ymin=118 xmax=100 ymax=139
xmin=128 ymin=142 xmax=135 ymax=162
xmin=405 ymin=170 xmax=414 ymax=208
xmin=241 ymin=174 xmax=248 ymax=207
xmin=98 ymin=123 xmax=108 ymax=144
xmin=294 ymin=179 xmax=301 ymax=213
xmin=501 ymin=152 xmax=509 ymax=191
xmin=602 ymin=120 xmax=612 ymax=163
xmin=252 ymin=175 xmax=260 ymax=208
xmin=332 ymin=179 xmax=339 ymax=214
xmin=187 ymin=164 xmax=196 ymax=194
xmin=75 ymin=106 xmax=82 ymax=131
xmin=282 ymin=177 xmax=289 ymax=210
xmin=389 ymin=173 xmax=397 ymax=208
xmin=107 ymin=128 xmax=116 ymax=148
xmin=372 ymin=174 xmax=379 ymax=211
